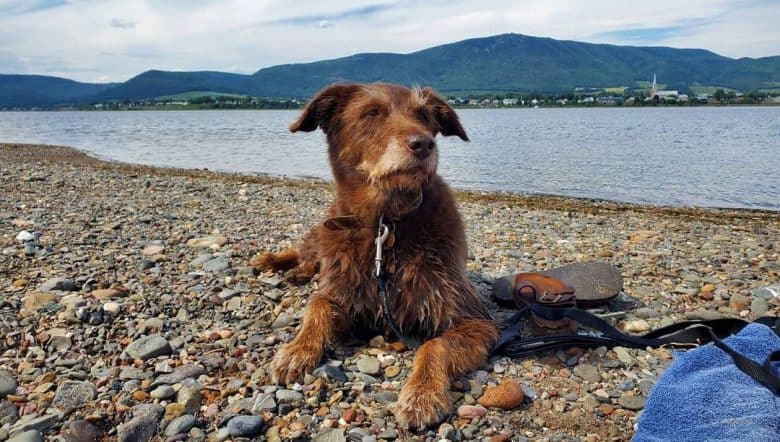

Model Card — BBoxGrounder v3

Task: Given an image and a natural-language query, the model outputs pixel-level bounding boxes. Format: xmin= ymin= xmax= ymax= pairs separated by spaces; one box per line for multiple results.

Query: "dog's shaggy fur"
xmin=252 ymin=83 xmax=499 ymax=429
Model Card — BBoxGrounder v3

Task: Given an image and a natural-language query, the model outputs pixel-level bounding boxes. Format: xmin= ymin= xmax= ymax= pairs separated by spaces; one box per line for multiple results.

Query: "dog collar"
xmin=323 ymin=191 xmax=423 ymax=231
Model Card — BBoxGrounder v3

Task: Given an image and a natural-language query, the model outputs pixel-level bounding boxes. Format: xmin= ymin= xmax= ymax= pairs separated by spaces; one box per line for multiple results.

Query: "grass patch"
xmin=155 ymin=91 xmax=249 ymax=101
xmin=604 ymin=87 xmax=626 ymax=94
xmin=689 ymin=85 xmax=737 ymax=95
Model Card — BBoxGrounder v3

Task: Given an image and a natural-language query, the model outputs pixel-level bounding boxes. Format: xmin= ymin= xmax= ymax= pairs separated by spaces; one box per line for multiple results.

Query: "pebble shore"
xmin=1 ymin=143 xmax=777 ymax=441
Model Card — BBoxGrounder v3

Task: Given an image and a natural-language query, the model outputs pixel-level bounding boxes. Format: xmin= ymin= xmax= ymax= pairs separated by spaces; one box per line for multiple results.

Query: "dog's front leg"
xmin=272 ymin=295 xmax=341 ymax=384
xmin=394 ymin=319 xmax=499 ymax=430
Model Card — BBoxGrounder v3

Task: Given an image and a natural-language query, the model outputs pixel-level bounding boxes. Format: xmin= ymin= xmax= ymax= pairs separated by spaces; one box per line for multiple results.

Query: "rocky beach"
xmin=1 ymin=143 xmax=777 ymax=441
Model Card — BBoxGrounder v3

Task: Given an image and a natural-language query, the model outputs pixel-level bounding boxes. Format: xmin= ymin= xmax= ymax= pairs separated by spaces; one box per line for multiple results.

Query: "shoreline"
xmin=1 ymin=142 xmax=777 ymax=440
xmin=3 ymin=103 xmax=780 ymax=112
xmin=3 ymin=142 xmax=777 ymax=222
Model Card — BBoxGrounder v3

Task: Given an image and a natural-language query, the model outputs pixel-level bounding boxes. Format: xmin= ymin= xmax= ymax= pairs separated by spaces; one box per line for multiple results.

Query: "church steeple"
xmin=650 ymin=74 xmax=658 ymax=99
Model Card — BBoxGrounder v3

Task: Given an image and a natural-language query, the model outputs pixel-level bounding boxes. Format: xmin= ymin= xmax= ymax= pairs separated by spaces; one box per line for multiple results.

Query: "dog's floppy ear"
xmin=290 ymin=84 xmax=359 ymax=133
xmin=423 ymin=87 xmax=469 ymax=142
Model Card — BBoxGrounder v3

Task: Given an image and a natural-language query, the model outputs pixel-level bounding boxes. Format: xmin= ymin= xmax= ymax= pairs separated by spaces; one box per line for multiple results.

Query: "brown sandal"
xmin=492 ymin=260 xmax=624 ymax=327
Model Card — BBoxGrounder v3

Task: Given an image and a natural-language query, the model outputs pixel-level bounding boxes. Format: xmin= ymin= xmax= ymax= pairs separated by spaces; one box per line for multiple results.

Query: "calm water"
xmin=1 ymin=107 xmax=778 ymax=210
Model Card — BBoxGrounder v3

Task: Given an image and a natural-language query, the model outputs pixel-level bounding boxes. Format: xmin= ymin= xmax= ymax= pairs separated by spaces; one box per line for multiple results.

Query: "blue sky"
xmin=0 ymin=0 xmax=778 ymax=82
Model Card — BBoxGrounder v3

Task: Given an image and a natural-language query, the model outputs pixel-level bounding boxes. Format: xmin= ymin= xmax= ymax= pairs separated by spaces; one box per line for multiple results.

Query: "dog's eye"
xmin=416 ymin=109 xmax=431 ymax=124
xmin=362 ymin=109 xmax=380 ymax=118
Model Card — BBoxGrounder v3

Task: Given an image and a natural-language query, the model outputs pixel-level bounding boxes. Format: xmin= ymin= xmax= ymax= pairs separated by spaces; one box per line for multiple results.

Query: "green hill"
xmin=2 ymin=33 xmax=779 ymax=106
xmin=93 ymin=70 xmax=249 ymax=101
xmin=247 ymin=34 xmax=780 ymax=97
xmin=0 ymin=75 xmax=117 ymax=107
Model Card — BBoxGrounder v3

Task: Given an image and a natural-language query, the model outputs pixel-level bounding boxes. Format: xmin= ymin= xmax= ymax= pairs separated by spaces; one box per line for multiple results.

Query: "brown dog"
xmin=253 ymin=83 xmax=498 ymax=429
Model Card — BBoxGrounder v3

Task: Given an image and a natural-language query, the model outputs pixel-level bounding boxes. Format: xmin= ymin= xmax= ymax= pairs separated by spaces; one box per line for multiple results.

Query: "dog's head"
xmin=290 ymin=83 xmax=468 ymax=192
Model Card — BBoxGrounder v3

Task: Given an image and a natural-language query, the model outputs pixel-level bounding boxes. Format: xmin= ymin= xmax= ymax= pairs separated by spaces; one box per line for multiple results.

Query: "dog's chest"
xmin=328 ymin=225 xmax=445 ymax=326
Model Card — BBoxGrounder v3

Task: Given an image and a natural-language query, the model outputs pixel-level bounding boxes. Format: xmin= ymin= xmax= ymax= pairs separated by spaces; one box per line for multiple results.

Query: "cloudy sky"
xmin=1 ymin=0 xmax=778 ymax=83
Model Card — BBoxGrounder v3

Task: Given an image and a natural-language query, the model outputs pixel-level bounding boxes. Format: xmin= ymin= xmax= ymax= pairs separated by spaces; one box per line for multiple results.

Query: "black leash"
xmin=376 ymin=272 xmax=419 ymax=349
xmin=494 ymin=305 xmax=780 ymax=395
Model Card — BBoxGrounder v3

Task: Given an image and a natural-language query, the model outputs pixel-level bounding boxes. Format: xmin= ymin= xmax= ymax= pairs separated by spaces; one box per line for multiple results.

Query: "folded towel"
xmin=634 ymin=323 xmax=780 ymax=441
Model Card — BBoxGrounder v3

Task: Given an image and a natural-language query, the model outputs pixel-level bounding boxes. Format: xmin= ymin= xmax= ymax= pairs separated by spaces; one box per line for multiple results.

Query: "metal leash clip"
xmin=374 ymin=215 xmax=390 ymax=278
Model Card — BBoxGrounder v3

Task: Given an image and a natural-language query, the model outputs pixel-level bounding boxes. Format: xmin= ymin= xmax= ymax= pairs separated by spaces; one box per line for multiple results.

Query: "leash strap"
xmin=376 ymin=273 xmax=419 ymax=349
xmin=495 ymin=306 xmax=780 ymax=395
xmin=374 ymin=215 xmax=418 ymax=350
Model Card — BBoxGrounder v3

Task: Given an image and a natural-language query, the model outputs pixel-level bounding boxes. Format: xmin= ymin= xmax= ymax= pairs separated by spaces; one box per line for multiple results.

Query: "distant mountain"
xmin=248 ymin=34 xmax=780 ymax=97
xmin=92 ymin=70 xmax=250 ymax=101
xmin=0 ymin=74 xmax=117 ymax=107
xmin=2 ymin=33 xmax=779 ymax=106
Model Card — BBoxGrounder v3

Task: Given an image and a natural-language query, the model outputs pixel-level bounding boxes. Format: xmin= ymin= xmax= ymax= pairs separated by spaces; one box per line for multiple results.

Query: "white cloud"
xmin=0 ymin=0 xmax=777 ymax=82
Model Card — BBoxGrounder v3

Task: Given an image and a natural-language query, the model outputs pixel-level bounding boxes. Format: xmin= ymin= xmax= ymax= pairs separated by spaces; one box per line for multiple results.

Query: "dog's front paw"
xmin=393 ymin=382 xmax=452 ymax=430
xmin=271 ymin=342 xmax=320 ymax=385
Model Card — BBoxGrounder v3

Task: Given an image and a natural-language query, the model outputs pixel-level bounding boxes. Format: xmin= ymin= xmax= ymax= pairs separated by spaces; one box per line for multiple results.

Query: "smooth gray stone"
xmin=126 ymin=335 xmax=171 ymax=360
xmin=164 ymin=414 xmax=197 ymax=436
xmin=0 ymin=370 xmax=17 ymax=397
xmin=226 ymin=415 xmax=264 ymax=437
xmin=151 ymin=365 xmax=205 ymax=387
xmin=7 ymin=430 xmax=42 ymax=442
xmin=39 ymin=277 xmax=76 ymax=292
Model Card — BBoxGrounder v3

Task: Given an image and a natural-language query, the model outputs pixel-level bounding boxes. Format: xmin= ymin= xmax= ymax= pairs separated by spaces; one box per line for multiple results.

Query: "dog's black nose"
xmin=406 ymin=134 xmax=435 ymax=157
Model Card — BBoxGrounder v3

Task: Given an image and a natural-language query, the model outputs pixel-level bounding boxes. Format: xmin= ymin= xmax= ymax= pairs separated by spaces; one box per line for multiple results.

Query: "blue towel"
xmin=634 ymin=323 xmax=780 ymax=441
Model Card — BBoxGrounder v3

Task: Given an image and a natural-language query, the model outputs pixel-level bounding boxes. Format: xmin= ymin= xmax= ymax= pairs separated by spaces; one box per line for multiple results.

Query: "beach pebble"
xmin=477 ymin=379 xmax=524 ymax=409
xmin=142 ymin=244 xmax=165 ymax=256
xmin=103 ymin=301 xmax=121 ymax=315
xmin=752 ymin=284 xmax=779 ymax=300
xmin=313 ymin=429 xmax=346 ymax=442
xmin=751 ymin=298 xmax=769 ymax=316
xmin=51 ymin=381 xmax=96 ymax=412
xmin=15 ymin=231 xmax=36 ymax=243
xmin=39 ymin=277 xmax=75 ymax=292
xmin=152 ymin=365 xmax=205 ymax=386
xmin=356 ymin=357 xmax=381 ymax=375
xmin=126 ymin=335 xmax=172 ymax=360
xmin=275 ymin=389 xmax=303 ymax=404
xmin=117 ymin=404 xmax=163 ymax=442
xmin=271 ymin=313 xmax=294 ymax=328
xmin=226 ymin=415 xmax=264 ymax=437
xmin=91 ymin=288 xmax=123 ymax=300
xmin=457 ymin=404 xmax=487 ymax=419
xmin=252 ymin=393 xmax=277 ymax=413
xmin=384 ymin=365 xmax=400 ymax=378
xmin=7 ymin=430 xmax=42 ymax=442
xmin=618 ymin=396 xmax=647 ymax=410
xmin=203 ymin=256 xmax=230 ymax=273
xmin=0 ymin=371 xmax=17 ymax=397
xmin=165 ymin=414 xmax=197 ymax=436
xmin=177 ymin=386 xmax=201 ymax=415
xmin=729 ymin=293 xmax=750 ymax=311
xmin=186 ymin=235 xmax=227 ymax=249
xmin=313 ymin=365 xmax=348 ymax=382
xmin=22 ymin=293 xmax=58 ymax=311
xmin=573 ymin=364 xmax=600 ymax=383
xmin=66 ymin=420 xmax=102 ymax=442
xmin=623 ymin=319 xmax=650 ymax=333
xmin=613 ymin=347 xmax=634 ymax=366
xmin=151 ymin=385 xmax=176 ymax=400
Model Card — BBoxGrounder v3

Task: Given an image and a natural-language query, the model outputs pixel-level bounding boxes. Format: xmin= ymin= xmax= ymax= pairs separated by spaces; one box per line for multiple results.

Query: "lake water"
xmin=1 ymin=107 xmax=778 ymax=210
